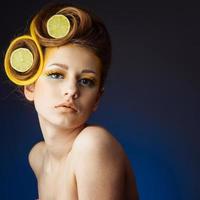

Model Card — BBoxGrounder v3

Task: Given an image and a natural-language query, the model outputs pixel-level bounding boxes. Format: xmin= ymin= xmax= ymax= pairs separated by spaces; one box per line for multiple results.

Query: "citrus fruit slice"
xmin=10 ymin=48 xmax=33 ymax=72
xmin=47 ymin=14 xmax=70 ymax=39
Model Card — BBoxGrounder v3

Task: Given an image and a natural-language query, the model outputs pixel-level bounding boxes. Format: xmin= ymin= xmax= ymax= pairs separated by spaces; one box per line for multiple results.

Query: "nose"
xmin=63 ymin=79 xmax=79 ymax=100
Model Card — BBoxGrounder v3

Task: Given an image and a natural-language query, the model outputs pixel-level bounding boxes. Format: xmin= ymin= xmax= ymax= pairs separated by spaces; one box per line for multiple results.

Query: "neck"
xmin=38 ymin=115 xmax=86 ymax=163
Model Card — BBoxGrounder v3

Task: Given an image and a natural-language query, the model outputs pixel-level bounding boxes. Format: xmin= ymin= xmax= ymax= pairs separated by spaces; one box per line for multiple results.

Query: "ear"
xmin=24 ymin=83 xmax=35 ymax=102
xmin=93 ymin=87 xmax=104 ymax=112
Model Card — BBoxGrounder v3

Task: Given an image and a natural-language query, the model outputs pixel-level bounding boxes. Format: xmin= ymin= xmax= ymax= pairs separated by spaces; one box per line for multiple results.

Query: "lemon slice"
xmin=10 ymin=48 xmax=33 ymax=72
xmin=47 ymin=14 xmax=70 ymax=39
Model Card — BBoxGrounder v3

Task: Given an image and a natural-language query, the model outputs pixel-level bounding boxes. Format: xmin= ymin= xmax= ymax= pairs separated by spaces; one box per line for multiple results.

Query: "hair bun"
xmin=4 ymin=34 xmax=43 ymax=86
xmin=34 ymin=6 xmax=92 ymax=47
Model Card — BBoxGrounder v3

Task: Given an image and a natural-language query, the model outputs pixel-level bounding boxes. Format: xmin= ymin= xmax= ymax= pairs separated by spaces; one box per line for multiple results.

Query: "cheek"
xmin=81 ymin=91 xmax=99 ymax=109
xmin=35 ymin=80 xmax=58 ymax=96
xmin=34 ymin=81 xmax=59 ymax=108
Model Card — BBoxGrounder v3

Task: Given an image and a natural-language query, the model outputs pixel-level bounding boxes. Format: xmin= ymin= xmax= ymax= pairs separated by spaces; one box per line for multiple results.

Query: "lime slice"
xmin=10 ymin=48 xmax=33 ymax=72
xmin=47 ymin=14 xmax=70 ymax=39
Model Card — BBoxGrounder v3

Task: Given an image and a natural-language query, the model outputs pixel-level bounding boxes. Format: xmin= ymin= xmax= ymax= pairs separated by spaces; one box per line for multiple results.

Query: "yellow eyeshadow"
xmin=81 ymin=75 xmax=95 ymax=79
xmin=42 ymin=70 xmax=98 ymax=85
xmin=43 ymin=69 xmax=64 ymax=77
xmin=81 ymin=75 xmax=97 ymax=81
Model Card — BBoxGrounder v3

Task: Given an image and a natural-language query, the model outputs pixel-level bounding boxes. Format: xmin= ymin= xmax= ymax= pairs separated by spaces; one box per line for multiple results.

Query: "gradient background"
xmin=0 ymin=1 xmax=200 ymax=199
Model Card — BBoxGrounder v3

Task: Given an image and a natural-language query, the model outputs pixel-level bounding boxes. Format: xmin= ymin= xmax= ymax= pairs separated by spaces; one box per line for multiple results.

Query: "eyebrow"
xmin=48 ymin=63 xmax=97 ymax=74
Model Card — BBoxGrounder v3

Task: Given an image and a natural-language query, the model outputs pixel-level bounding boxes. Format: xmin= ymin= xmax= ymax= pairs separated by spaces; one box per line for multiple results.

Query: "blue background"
xmin=0 ymin=1 xmax=200 ymax=199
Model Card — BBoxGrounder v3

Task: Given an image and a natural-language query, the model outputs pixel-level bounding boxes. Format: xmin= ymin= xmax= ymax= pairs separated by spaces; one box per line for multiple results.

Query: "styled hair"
xmin=5 ymin=3 xmax=112 ymax=91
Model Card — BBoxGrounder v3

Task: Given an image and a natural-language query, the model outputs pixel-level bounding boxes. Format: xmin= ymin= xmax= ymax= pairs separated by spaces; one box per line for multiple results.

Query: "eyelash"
xmin=78 ymin=78 xmax=96 ymax=87
xmin=45 ymin=70 xmax=96 ymax=87
xmin=46 ymin=70 xmax=64 ymax=79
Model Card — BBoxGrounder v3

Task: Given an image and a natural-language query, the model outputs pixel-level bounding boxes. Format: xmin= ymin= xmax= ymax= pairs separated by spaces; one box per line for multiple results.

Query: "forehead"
xmin=43 ymin=44 xmax=102 ymax=73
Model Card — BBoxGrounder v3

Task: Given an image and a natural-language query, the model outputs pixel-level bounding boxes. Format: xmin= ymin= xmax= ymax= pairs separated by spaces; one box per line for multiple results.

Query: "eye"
xmin=79 ymin=78 xmax=95 ymax=87
xmin=47 ymin=72 xmax=64 ymax=79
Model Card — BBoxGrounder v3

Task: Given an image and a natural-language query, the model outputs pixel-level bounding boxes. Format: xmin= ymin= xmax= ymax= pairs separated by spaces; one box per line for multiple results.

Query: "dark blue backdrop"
xmin=0 ymin=1 xmax=200 ymax=199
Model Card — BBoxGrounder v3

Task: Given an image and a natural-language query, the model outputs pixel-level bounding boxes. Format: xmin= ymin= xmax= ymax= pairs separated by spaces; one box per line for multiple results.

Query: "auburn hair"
xmin=7 ymin=3 xmax=111 ymax=92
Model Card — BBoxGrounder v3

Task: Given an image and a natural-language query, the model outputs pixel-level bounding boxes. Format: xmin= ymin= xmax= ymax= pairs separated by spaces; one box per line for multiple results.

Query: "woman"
xmin=4 ymin=3 xmax=138 ymax=199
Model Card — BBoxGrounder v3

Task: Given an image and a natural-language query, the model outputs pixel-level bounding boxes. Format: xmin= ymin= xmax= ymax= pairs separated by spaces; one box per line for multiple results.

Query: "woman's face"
xmin=25 ymin=44 xmax=102 ymax=129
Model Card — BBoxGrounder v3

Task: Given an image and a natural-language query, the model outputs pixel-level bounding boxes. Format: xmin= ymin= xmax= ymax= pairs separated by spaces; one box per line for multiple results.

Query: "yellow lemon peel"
xmin=4 ymin=18 xmax=44 ymax=86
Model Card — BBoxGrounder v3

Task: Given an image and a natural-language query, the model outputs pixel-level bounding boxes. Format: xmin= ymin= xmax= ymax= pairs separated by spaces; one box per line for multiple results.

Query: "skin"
xmin=25 ymin=44 xmax=139 ymax=200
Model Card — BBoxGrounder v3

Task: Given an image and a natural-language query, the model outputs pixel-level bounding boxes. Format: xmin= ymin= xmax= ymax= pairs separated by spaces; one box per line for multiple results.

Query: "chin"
xmin=39 ymin=113 xmax=86 ymax=130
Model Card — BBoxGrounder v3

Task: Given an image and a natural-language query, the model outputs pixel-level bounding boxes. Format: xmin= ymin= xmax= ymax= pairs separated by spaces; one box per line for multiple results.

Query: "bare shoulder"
xmin=71 ymin=125 xmax=130 ymax=199
xmin=73 ymin=125 xmax=126 ymax=159
xmin=28 ymin=141 xmax=46 ymax=178
xmin=72 ymin=124 xmax=127 ymax=172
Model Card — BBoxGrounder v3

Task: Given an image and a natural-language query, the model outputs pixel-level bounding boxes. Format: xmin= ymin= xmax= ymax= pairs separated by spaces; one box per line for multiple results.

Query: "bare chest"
xmin=37 ymin=153 xmax=78 ymax=200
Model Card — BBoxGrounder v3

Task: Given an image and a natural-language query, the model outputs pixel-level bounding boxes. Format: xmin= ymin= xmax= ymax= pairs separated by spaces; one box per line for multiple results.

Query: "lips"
xmin=55 ymin=102 xmax=78 ymax=112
